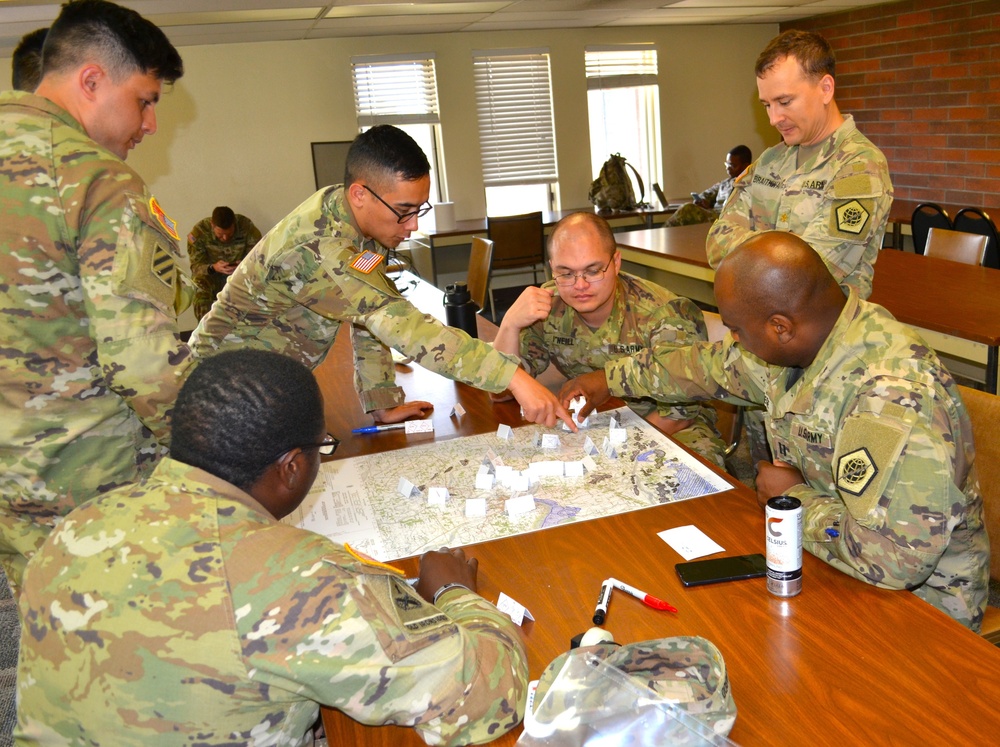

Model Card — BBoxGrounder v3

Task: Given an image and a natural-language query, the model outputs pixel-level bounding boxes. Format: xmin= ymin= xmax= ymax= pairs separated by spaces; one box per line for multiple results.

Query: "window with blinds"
xmin=350 ymin=54 xmax=446 ymax=202
xmin=473 ymin=49 xmax=558 ymax=192
xmin=585 ymin=45 xmax=662 ymax=196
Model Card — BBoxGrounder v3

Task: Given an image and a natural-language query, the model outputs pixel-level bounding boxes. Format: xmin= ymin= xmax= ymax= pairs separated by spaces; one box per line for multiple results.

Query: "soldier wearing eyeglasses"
xmin=191 ymin=125 xmax=575 ymax=431
xmin=492 ymin=212 xmax=727 ymax=467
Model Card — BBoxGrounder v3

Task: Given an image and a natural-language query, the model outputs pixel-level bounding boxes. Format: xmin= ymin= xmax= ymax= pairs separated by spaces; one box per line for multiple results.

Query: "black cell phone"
xmin=675 ymin=553 xmax=767 ymax=587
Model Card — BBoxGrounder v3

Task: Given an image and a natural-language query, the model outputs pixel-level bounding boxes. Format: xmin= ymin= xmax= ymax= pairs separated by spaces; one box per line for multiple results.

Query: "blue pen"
xmin=352 ymin=423 xmax=406 ymax=434
xmin=825 ymin=527 xmax=840 ymax=539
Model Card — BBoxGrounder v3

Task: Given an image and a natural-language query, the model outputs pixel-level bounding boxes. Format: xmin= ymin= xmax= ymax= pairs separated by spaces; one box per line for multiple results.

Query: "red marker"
xmin=608 ymin=577 xmax=678 ymax=613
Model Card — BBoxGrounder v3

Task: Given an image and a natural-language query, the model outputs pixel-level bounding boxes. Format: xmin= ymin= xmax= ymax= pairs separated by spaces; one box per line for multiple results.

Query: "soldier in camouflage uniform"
xmin=493 ymin=213 xmax=726 ymax=468
xmin=187 ymin=206 xmax=263 ymax=319
xmin=664 ymin=145 xmax=752 ymax=228
xmin=191 ymin=125 xmax=575 ymax=430
xmin=707 ymin=30 xmax=893 ymax=300
xmin=17 ymin=350 xmax=528 ymax=745
xmin=0 ymin=0 xmax=188 ymax=593
xmin=562 ymin=232 xmax=988 ymax=631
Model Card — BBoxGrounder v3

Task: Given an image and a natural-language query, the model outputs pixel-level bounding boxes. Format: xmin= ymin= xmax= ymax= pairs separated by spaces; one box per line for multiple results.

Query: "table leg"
xmin=988 ymin=346 xmax=998 ymax=395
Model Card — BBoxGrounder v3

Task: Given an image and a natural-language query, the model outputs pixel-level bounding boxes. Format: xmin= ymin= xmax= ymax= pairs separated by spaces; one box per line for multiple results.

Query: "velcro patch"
xmin=834 ymin=409 xmax=912 ymax=524
xmin=151 ymin=242 xmax=174 ymax=287
xmin=350 ymin=250 xmax=384 ymax=274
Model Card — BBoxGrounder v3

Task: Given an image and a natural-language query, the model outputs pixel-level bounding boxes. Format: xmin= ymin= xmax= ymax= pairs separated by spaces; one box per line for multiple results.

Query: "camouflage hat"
xmin=531 ymin=636 xmax=737 ymax=739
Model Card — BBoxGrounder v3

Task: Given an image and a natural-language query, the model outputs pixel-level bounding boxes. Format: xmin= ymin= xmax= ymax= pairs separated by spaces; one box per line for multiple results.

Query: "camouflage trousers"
xmin=0 ymin=508 xmax=58 ymax=597
xmin=664 ymin=204 xmax=719 ymax=228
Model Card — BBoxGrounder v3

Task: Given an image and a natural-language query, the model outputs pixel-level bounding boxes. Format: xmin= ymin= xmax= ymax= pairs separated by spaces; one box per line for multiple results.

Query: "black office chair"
xmin=910 ymin=203 xmax=951 ymax=255
xmin=953 ymin=208 xmax=1000 ymax=270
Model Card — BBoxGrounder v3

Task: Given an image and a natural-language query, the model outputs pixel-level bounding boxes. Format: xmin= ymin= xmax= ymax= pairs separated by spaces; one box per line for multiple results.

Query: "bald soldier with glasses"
xmin=492 ymin=212 xmax=726 ymax=467
xmin=192 ymin=125 xmax=575 ymax=431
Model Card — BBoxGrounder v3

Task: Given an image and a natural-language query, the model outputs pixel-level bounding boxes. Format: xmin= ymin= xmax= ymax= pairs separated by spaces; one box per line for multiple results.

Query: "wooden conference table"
xmin=315 ymin=274 xmax=1000 ymax=746
xmin=616 ymin=223 xmax=1000 ymax=394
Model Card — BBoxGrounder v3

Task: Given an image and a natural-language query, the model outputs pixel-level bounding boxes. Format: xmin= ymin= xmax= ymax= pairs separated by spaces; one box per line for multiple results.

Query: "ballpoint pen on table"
xmin=352 ymin=423 xmax=407 ymax=434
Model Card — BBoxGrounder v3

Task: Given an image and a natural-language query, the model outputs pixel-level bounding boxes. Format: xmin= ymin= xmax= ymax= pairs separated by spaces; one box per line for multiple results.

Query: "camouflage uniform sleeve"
xmin=186 ymin=220 xmax=214 ymax=293
xmin=787 ymin=379 xmax=962 ymax=593
xmin=350 ymin=323 xmax=406 ymax=411
xmin=705 ymin=164 xmax=755 ymax=269
xmin=231 ymin=531 xmax=527 ymax=745
xmin=518 ymin=320 xmax=552 ymax=379
xmin=82 ymin=179 xmax=190 ymax=444
xmin=648 ymin=297 xmax=710 ymax=422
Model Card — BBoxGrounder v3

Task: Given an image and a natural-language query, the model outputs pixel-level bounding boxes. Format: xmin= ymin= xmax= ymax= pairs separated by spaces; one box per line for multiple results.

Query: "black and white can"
xmin=765 ymin=496 xmax=803 ymax=597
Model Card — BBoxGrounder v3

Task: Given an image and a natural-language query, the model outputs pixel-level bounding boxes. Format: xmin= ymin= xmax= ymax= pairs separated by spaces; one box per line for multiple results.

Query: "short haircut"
xmin=212 ymin=206 xmax=236 ymax=230
xmin=549 ymin=212 xmax=616 ymax=259
xmin=344 ymin=125 xmax=430 ymax=190
xmin=42 ymin=0 xmax=183 ymax=84
xmin=171 ymin=350 xmax=325 ymax=492
xmin=12 ymin=27 xmax=47 ymax=91
xmin=755 ymin=30 xmax=835 ymax=82
xmin=728 ymin=144 xmax=752 ymax=164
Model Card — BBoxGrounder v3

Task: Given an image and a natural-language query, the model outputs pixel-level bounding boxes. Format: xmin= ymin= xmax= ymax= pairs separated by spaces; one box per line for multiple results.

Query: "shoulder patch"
xmin=836 ymin=447 xmax=878 ymax=496
xmin=835 ymin=199 xmax=871 ymax=235
xmin=150 ymin=242 xmax=175 ymax=287
xmin=148 ymin=196 xmax=180 ymax=240
xmin=350 ymin=250 xmax=384 ymax=274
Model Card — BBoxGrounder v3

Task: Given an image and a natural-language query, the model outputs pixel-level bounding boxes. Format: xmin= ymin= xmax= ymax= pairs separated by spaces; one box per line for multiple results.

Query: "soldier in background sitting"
xmin=664 ymin=145 xmax=752 ymax=227
xmin=17 ymin=349 xmax=528 ymax=745
xmin=187 ymin=206 xmax=262 ymax=319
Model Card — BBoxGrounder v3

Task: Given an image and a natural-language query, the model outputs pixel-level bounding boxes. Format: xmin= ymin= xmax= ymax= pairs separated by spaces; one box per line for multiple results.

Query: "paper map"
xmin=283 ymin=407 xmax=733 ymax=562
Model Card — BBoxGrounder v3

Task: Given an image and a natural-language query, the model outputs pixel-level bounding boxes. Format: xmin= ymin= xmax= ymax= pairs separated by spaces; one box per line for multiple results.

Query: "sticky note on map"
xmin=496 ymin=592 xmax=535 ymax=626
xmin=497 ymin=424 xmax=513 ymax=441
xmin=466 ymin=497 xmax=487 ymax=517
xmin=428 ymin=487 xmax=449 ymax=505
xmin=397 ymin=477 xmax=419 ymax=499
xmin=405 ymin=419 xmax=434 ymax=434
xmin=505 ymin=494 xmax=536 ymax=516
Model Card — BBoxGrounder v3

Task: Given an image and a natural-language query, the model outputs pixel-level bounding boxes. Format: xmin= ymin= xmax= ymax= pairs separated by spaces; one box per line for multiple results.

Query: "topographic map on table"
xmin=283 ymin=406 xmax=733 ymax=562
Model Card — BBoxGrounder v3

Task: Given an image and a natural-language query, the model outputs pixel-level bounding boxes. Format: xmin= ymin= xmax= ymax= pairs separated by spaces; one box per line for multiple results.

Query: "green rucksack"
xmin=589 ymin=153 xmax=646 ymax=213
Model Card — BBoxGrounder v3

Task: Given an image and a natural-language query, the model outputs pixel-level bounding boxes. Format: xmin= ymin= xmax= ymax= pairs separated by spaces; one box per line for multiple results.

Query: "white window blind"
xmin=585 ymin=45 xmax=658 ymax=90
xmin=473 ymin=49 xmax=558 ymax=187
xmin=351 ymin=54 xmax=439 ymax=126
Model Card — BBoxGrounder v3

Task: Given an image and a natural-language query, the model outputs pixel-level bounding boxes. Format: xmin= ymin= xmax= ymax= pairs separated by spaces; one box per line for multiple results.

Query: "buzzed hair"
xmin=720 ymin=231 xmax=840 ymax=319
xmin=212 ymin=206 xmax=236 ymax=230
xmin=42 ymin=0 xmax=183 ymax=84
xmin=729 ymin=144 xmax=752 ymax=164
xmin=344 ymin=125 xmax=430 ymax=191
xmin=12 ymin=27 xmax=47 ymax=91
xmin=549 ymin=212 xmax=616 ymax=259
xmin=755 ymin=30 xmax=835 ymax=82
xmin=171 ymin=350 xmax=325 ymax=492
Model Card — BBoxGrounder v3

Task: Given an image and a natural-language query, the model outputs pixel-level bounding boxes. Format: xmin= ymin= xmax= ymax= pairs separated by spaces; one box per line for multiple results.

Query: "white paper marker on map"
xmin=505 ymin=494 xmax=536 ymax=516
xmin=582 ymin=455 xmax=598 ymax=472
xmin=428 ymin=487 xmax=449 ymax=505
xmin=466 ymin=497 xmax=487 ymax=517
xmin=497 ymin=424 xmax=513 ymax=441
xmin=450 ymin=403 xmax=466 ymax=419
xmin=564 ymin=460 xmax=585 ymax=477
xmin=529 ymin=460 xmax=565 ymax=478
xmin=510 ymin=472 xmax=532 ymax=492
xmin=496 ymin=592 xmax=535 ymax=626
xmin=602 ymin=437 xmax=618 ymax=460
xmin=583 ymin=436 xmax=599 ymax=456
xmin=405 ymin=419 xmax=434 ymax=434
xmin=475 ymin=471 xmax=495 ymax=490
xmin=609 ymin=425 xmax=627 ymax=445
xmin=539 ymin=434 xmax=561 ymax=449
xmin=570 ymin=396 xmax=586 ymax=412
xmin=397 ymin=477 xmax=419 ymax=499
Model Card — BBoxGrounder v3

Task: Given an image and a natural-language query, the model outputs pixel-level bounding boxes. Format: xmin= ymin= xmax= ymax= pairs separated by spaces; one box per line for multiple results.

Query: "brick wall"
xmin=787 ymin=0 xmax=1000 ymax=208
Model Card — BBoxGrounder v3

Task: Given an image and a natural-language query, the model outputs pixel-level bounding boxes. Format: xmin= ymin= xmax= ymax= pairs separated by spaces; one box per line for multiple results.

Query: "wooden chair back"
xmin=925 ymin=227 xmax=989 ymax=266
xmin=487 ymin=211 xmax=545 ymax=270
xmin=467 ymin=236 xmax=494 ymax=312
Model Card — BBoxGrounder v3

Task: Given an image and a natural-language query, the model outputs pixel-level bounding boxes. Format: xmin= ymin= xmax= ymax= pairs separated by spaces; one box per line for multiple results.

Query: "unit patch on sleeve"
xmin=834 ymin=199 xmax=870 ymax=235
xmin=836 ymin=447 xmax=878 ymax=496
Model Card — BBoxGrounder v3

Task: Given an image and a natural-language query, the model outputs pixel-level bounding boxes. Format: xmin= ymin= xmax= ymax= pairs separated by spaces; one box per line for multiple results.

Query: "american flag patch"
xmin=350 ymin=250 xmax=384 ymax=274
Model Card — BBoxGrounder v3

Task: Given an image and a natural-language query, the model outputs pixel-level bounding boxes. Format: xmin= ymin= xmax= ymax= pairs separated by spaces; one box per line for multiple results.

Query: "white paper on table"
xmin=510 ymin=472 xmax=531 ymax=492
xmin=539 ymin=434 xmax=561 ymax=449
xmin=427 ymin=486 xmax=449 ymax=505
xmin=609 ymin=427 xmax=627 ymax=445
xmin=450 ymin=403 xmax=466 ymax=418
xmin=564 ymin=460 xmax=585 ymax=477
xmin=528 ymin=460 xmax=564 ymax=478
xmin=497 ymin=424 xmax=513 ymax=441
xmin=581 ymin=455 xmax=598 ymax=472
xmin=570 ymin=396 xmax=586 ymax=412
xmin=474 ymin=471 xmax=495 ymax=490
xmin=397 ymin=477 xmax=419 ymax=499
xmin=582 ymin=436 xmax=599 ymax=456
xmin=505 ymin=494 xmax=536 ymax=516
xmin=465 ymin=498 xmax=487 ymax=517
xmin=495 ymin=464 xmax=515 ymax=486
xmin=657 ymin=525 xmax=726 ymax=560
xmin=405 ymin=419 xmax=434 ymax=434
xmin=496 ymin=592 xmax=535 ymax=626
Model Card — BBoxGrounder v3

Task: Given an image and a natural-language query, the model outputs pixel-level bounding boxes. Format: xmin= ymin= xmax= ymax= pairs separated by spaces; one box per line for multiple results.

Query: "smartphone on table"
xmin=675 ymin=553 xmax=767 ymax=587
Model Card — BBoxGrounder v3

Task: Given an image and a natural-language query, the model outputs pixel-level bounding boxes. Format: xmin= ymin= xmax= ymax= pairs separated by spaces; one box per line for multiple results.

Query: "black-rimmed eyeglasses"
xmin=271 ymin=433 xmax=340 ymax=463
xmin=552 ymin=256 xmax=616 ymax=287
xmin=363 ymin=185 xmax=433 ymax=224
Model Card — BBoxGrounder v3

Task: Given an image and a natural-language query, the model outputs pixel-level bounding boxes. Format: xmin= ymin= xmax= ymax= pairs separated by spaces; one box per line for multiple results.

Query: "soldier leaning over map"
xmin=706 ymin=30 xmax=892 ymax=300
xmin=561 ymin=232 xmax=988 ymax=632
xmin=190 ymin=124 xmax=575 ymax=431
xmin=0 ymin=0 xmax=189 ymax=593
xmin=17 ymin=349 xmax=528 ymax=746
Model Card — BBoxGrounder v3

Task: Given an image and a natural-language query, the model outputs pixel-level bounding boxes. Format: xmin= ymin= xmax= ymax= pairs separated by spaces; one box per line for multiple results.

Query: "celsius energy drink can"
xmin=765 ymin=496 xmax=803 ymax=597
